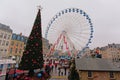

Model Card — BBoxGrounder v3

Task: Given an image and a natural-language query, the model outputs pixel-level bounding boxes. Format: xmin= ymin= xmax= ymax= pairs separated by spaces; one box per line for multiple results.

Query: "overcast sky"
xmin=0 ymin=0 xmax=120 ymax=49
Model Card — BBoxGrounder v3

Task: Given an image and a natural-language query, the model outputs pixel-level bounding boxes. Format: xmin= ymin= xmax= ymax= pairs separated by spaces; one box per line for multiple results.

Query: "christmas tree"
xmin=18 ymin=8 xmax=44 ymax=76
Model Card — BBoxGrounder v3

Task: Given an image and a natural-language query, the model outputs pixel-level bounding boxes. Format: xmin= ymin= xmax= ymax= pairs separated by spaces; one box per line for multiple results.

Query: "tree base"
xmin=28 ymin=69 xmax=34 ymax=77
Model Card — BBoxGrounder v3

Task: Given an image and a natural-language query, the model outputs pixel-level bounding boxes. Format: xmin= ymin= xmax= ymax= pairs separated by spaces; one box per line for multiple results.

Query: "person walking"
xmin=64 ymin=66 xmax=67 ymax=75
xmin=5 ymin=72 xmax=9 ymax=80
xmin=58 ymin=67 xmax=61 ymax=76
xmin=45 ymin=64 xmax=51 ymax=76
xmin=51 ymin=65 xmax=54 ymax=72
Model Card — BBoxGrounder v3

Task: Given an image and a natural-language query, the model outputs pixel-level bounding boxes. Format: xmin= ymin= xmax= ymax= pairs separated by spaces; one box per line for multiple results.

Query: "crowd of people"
xmin=44 ymin=58 xmax=69 ymax=76
xmin=4 ymin=58 xmax=80 ymax=80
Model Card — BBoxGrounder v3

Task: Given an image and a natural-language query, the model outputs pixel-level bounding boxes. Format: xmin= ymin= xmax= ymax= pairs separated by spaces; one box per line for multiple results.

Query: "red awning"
xmin=8 ymin=69 xmax=24 ymax=74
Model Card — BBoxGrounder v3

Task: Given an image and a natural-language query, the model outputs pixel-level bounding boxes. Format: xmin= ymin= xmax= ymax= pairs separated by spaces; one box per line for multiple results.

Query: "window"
xmin=4 ymin=34 xmax=7 ymax=39
xmin=6 ymin=41 xmax=9 ymax=46
xmin=88 ymin=71 xmax=92 ymax=77
xmin=20 ymin=43 xmax=23 ymax=47
xmin=8 ymin=64 xmax=11 ymax=68
xmin=17 ymin=36 xmax=21 ymax=40
xmin=19 ymin=49 xmax=22 ymax=54
xmin=11 ymin=41 xmax=14 ymax=46
xmin=16 ymin=43 xmax=19 ymax=46
xmin=0 ymin=40 xmax=2 ymax=45
xmin=2 ymin=40 xmax=5 ymax=45
xmin=109 ymin=72 xmax=114 ymax=78
xmin=12 ymin=34 xmax=17 ymax=39
xmin=0 ymin=64 xmax=3 ymax=68
xmin=24 ymin=38 xmax=28 ymax=44
xmin=0 ymin=33 xmax=3 ymax=38
xmin=4 ymin=49 xmax=7 ymax=53
xmin=10 ymin=48 xmax=13 ymax=53
xmin=1 ymin=49 xmax=3 ymax=51
xmin=8 ymin=35 xmax=11 ymax=39
xmin=15 ymin=48 xmax=18 ymax=53
xmin=21 ymin=37 xmax=24 ymax=41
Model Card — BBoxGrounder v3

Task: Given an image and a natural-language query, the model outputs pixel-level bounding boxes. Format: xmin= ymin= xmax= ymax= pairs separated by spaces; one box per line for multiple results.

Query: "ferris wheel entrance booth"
xmin=0 ymin=59 xmax=16 ymax=79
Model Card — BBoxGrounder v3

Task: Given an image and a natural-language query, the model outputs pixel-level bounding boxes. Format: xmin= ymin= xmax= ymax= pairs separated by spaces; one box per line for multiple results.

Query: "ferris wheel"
xmin=45 ymin=8 xmax=93 ymax=58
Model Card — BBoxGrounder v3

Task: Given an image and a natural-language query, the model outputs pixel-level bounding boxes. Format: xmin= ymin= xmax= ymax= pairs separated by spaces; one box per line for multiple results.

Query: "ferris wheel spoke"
xmin=81 ymin=28 xmax=91 ymax=32
xmin=71 ymin=35 xmax=88 ymax=45
xmin=71 ymin=39 xmax=84 ymax=50
xmin=68 ymin=33 xmax=89 ymax=45
xmin=69 ymin=32 xmax=89 ymax=39
xmin=69 ymin=32 xmax=89 ymax=40
xmin=81 ymin=32 xmax=91 ymax=35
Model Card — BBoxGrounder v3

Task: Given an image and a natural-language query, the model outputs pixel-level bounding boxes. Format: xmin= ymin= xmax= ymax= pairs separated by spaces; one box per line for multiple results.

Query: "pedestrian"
xmin=58 ymin=67 xmax=61 ymax=76
xmin=64 ymin=67 xmax=67 ymax=75
xmin=55 ymin=63 xmax=57 ymax=70
xmin=5 ymin=72 xmax=9 ymax=80
xmin=45 ymin=64 xmax=51 ymax=76
xmin=51 ymin=65 xmax=54 ymax=72
xmin=61 ymin=72 xmax=63 ymax=76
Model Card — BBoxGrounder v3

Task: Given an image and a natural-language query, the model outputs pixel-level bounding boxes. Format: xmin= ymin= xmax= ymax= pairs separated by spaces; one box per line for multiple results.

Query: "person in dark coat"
xmin=58 ymin=67 xmax=61 ymax=76
xmin=45 ymin=64 xmax=51 ymax=76
xmin=64 ymin=67 xmax=67 ymax=75
xmin=5 ymin=72 xmax=9 ymax=80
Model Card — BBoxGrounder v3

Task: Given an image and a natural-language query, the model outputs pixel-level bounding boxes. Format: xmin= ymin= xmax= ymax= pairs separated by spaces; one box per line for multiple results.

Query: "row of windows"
xmin=113 ymin=58 xmax=120 ymax=62
xmin=0 ymin=49 xmax=7 ymax=53
xmin=10 ymin=48 xmax=23 ymax=54
xmin=12 ymin=34 xmax=27 ymax=43
xmin=0 ymin=33 xmax=27 ymax=44
xmin=112 ymin=53 xmax=120 ymax=62
xmin=0 ymin=40 xmax=9 ymax=46
xmin=112 ymin=55 xmax=120 ymax=58
xmin=88 ymin=71 xmax=114 ymax=78
xmin=0 ymin=32 xmax=11 ymax=39
xmin=0 ymin=64 xmax=12 ymax=69
xmin=108 ymin=45 xmax=120 ymax=48
xmin=11 ymin=41 xmax=24 ymax=48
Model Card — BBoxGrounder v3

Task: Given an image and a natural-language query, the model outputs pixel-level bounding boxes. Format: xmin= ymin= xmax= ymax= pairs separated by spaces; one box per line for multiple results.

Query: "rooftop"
xmin=0 ymin=23 xmax=12 ymax=33
xmin=75 ymin=58 xmax=120 ymax=71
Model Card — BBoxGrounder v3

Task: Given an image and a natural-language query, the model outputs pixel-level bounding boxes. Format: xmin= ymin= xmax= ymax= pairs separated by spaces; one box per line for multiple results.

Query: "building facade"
xmin=98 ymin=44 xmax=120 ymax=67
xmin=0 ymin=23 xmax=12 ymax=58
xmin=8 ymin=33 xmax=49 ymax=63
xmin=8 ymin=33 xmax=27 ymax=63
xmin=75 ymin=58 xmax=120 ymax=80
xmin=79 ymin=71 xmax=120 ymax=80
xmin=42 ymin=38 xmax=49 ymax=57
